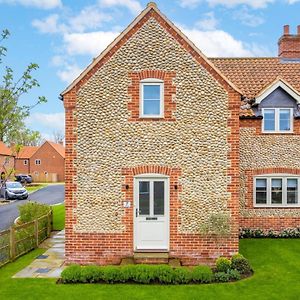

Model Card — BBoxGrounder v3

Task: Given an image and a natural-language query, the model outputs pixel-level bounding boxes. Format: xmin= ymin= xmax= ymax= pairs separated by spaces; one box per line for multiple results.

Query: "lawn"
xmin=0 ymin=239 xmax=300 ymax=299
xmin=51 ymin=204 xmax=65 ymax=231
xmin=26 ymin=184 xmax=48 ymax=193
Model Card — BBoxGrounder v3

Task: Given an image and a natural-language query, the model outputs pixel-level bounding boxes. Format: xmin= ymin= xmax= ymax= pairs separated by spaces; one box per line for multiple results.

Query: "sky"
xmin=0 ymin=0 xmax=300 ymax=141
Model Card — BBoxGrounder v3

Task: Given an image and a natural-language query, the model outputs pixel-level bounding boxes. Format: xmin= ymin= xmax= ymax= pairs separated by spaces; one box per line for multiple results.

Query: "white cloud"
xmin=27 ymin=112 xmax=65 ymax=132
xmin=32 ymin=6 xmax=112 ymax=34
xmin=99 ymin=0 xmax=142 ymax=14
xmin=57 ymin=63 xmax=82 ymax=83
xmin=0 ymin=0 xmax=62 ymax=9
xmin=32 ymin=14 xmax=64 ymax=34
xmin=196 ymin=12 xmax=218 ymax=30
xmin=179 ymin=24 xmax=271 ymax=57
xmin=63 ymin=31 xmax=119 ymax=56
xmin=233 ymin=7 xmax=265 ymax=27
xmin=179 ymin=0 xmax=274 ymax=9
xmin=287 ymin=0 xmax=300 ymax=3
xmin=68 ymin=6 xmax=112 ymax=32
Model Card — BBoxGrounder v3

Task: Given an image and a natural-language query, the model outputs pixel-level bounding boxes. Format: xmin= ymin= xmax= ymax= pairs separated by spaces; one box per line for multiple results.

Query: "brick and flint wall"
xmin=64 ymin=8 xmax=240 ymax=265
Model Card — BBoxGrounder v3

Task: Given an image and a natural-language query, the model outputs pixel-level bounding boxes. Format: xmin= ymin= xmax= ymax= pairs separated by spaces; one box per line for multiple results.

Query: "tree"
xmin=0 ymin=29 xmax=47 ymax=144
xmin=10 ymin=128 xmax=43 ymax=146
xmin=52 ymin=130 xmax=64 ymax=144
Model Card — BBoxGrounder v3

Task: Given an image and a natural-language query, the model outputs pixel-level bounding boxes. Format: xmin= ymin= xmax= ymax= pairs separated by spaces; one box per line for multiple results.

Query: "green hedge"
xmin=61 ymin=264 xmax=214 ymax=284
xmin=19 ymin=201 xmax=51 ymax=223
xmin=61 ymin=253 xmax=252 ymax=285
xmin=240 ymin=227 xmax=300 ymax=238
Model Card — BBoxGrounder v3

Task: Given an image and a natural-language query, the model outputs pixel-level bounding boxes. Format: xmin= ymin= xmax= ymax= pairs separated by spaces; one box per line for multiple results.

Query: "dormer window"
xmin=262 ymin=108 xmax=293 ymax=133
xmin=140 ymin=79 xmax=164 ymax=118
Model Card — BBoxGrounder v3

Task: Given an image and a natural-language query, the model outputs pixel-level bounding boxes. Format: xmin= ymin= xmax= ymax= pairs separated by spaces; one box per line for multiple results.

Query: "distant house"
xmin=0 ymin=141 xmax=14 ymax=180
xmin=15 ymin=141 xmax=65 ymax=182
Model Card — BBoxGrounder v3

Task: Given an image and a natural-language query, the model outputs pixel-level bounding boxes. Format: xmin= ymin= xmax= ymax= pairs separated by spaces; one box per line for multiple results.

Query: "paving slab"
xmin=13 ymin=229 xmax=66 ymax=278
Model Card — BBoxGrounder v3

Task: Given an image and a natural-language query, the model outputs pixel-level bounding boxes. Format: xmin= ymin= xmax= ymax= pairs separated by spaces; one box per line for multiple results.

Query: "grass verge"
xmin=51 ymin=204 xmax=65 ymax=231
xmin=26 ymin=184 xmax=48 ymax=193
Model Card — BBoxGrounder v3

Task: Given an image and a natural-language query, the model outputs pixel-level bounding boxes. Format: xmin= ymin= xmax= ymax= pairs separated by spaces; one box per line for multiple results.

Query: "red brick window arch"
xmin=128 ymin=70 xmax=176 ymax=121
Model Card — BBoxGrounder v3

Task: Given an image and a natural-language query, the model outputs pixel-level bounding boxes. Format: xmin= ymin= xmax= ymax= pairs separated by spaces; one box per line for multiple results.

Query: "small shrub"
xmin=227 ymin=269 xmax=241 ymax=281
xmin=172 ymin=267 xmax=191 ymax=284
xmin=19 ymin=201 xmax=50 ymax=223
xmin=102 ymin=266 xmax=124 ymax=283
xmin=231 ymin=254 xmax=252 ymax=275
xmin=80 ymin=266 xmax=103 ymax=283
xmin=154 ymin=265 xmax=175 ymax=284
xmin=61 ymin=265 xmax=82 ymax=283
xmin=216 ymin=257 xmax=231 ymax=273
xmin=131 ymin=265 xmax=156 ymax=283
xmin=191 ymin=265 xmax=213 ymax=283
xmin=214 ymin=271 xmax=230 ymax=282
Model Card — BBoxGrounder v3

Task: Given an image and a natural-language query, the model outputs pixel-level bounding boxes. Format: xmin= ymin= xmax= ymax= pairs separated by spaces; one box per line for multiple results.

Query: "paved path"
xmin=13 ymin=230 xmax=66 ymax=278
xmin=0 ymin=184 xmax=65 ymax=231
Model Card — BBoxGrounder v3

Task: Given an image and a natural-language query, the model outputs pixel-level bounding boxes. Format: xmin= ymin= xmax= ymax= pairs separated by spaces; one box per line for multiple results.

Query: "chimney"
xmin=278 ymin=25 xmax=300 ymax=59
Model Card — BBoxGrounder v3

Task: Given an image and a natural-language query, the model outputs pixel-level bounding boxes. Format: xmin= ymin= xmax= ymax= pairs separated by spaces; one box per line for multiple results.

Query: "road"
xmin=0 ymin=184 xmax=64 ymax=231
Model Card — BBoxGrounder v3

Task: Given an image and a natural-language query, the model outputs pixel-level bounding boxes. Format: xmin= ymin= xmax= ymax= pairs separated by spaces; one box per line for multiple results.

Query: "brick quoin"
xmin=128 ymin=70 xmax=176 ymax=121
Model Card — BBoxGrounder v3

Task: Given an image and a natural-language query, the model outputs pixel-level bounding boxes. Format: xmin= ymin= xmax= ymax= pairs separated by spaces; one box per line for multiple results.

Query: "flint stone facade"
xmin=63 ymin=6 xmax=240 ymax=265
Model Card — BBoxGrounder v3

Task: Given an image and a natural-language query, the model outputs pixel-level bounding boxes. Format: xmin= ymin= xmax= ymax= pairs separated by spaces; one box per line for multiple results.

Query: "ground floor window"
xmin=254 ymin=175 xmax=299 ymax=207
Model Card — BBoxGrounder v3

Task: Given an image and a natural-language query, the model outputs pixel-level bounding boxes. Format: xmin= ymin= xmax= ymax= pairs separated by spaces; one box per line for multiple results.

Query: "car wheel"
xmin=24 ymin=195 xmax=28 ymax=199
xmin=4 ymin=192 xmax=10 ymax=200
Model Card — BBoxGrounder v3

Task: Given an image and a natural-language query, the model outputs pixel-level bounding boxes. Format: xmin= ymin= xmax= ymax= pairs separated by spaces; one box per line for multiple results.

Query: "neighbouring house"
xmin=0 ymin=141 xmax=14 ymax=180
xmin=61 ymin=3 xmax=300 ymax=266
xmin=15 ymin=141 xmax=65 ymax=182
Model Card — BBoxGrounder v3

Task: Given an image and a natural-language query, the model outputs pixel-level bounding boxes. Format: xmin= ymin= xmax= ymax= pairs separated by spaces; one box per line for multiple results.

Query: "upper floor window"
xmin=140 ymin=79 xmax=164 ymax=118
xmin=262 ymin=108 xmax=293 ymax=133
xmin=254 ymin=175 xmax=299 ymax=207
xmin=35 ymin=159 xmax=41 ymax=165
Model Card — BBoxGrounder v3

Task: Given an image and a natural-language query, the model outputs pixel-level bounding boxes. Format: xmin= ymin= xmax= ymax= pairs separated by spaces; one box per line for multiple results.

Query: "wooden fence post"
xmin=34 ymin=219 xmax=39 ymax=248
xmin=9 ymin=226 xmax=15 ymax=261
xmin=47 ymin=212 xmax=52 ymax=237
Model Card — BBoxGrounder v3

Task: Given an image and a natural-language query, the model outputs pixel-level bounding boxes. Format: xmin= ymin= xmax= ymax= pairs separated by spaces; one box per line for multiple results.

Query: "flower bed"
xmin=60 ymin=254 xmax=252 ymax=285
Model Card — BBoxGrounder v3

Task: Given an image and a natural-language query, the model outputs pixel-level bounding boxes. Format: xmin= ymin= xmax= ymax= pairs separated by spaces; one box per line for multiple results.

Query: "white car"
xmin=0 ymin=181 xmax=28 ymax=200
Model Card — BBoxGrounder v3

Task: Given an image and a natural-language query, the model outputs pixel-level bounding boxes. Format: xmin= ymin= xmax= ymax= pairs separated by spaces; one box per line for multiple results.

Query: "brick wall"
xmin=15 ymin=158 xmax=30 ymax=175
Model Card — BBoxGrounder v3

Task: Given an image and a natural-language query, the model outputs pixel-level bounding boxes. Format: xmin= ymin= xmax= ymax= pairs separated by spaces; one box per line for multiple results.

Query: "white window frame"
xmin=35 ymin=159 xmax=41 ymax=165
xmin=24 ymin=159 xmax=28 ymax=166
xmin=140 ymin=78 xmax=164 ymax=118
xmin=262 ymin=108 xmax=293 ymax=133
xmin=254 ymin=174 xmax=300 ymax=207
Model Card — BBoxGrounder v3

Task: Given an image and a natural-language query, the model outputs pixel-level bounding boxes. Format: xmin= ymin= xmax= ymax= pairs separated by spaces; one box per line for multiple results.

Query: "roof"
xmin=0 ymin=142 xmax=12 ymax=156
xmin=47 ymin=141 xmax=65 ymax=158
xmin=61 ymin=2 xmax=241 ymax=96
xmin=17 ymin=146 xmax=39 ymax=159
xmin=210 ymin=57 xmax=300 ymax=99
xmin=210 ymin=57 xmax=300 ymax=117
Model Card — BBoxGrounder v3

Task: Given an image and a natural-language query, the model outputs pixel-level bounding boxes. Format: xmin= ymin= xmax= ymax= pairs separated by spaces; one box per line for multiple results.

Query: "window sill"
xmin=254 ymin=205 xmax=300 ymax=208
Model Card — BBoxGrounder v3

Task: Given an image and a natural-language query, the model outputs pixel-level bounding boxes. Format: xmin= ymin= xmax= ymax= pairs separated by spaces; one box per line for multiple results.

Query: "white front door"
xmin=134 ymin=176 xmax=169 ymax=251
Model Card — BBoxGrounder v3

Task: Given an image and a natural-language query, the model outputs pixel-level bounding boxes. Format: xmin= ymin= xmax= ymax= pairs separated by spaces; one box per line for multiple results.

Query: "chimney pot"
xmin=283 ymin=25 xmax=290 ymax=35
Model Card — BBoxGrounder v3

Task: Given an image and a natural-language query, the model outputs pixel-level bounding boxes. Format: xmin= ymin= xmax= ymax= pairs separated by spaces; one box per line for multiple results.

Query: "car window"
xmin=6 ymin=182 xmax=23 ymax=188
